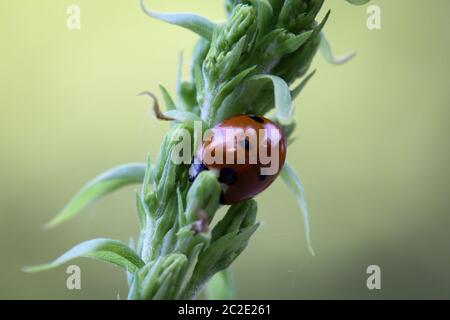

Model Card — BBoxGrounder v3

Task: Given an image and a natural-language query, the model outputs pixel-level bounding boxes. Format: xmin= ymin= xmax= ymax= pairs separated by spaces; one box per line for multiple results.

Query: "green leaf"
xmin=205 ymin=269 xmax=235 ymax=300
xmin=177 ymin=187 xmax=186 ymax=227
xmin=291 ymin=70 xmax=316 ymax=100
xmin=193 ymin=63 xmax=204 ymax=99
xmin=219 ymin=36 xmax=248 ymax=81
xmin=273 ymin=30 xmax=313 ymax=58
xmin=247 ymin=74 xmax=293 ymax=125
xmin=177 ymin=243 xmax=204 ymax=299
xmin=192 ymin=39 xmax=209 ymax=103
xmin=23 ymin=239 xmax=145 ymax=273
xmin=183 ymin=222 xmax=259 ymax=299
xmin=320 ymin=32 xmax=356 ymax=65
xmin=280 ymin=162 xmax=315 ymax=256
xmin=250 ymin=0 xmax=273 ymax=38
xmin=211 ymin=200 xmax=257 ymax=241
xmin=142 ymin=153 xmax=154 ymax=198
xmin=212 ymin=66 xmax=257 ymax=124
xmin=140 ymin=253 xmax=188 ymax=300
xmin=345 ymin=0 xmax=370 ymax=5
xmin=159 ymin=85 xmax=176 ymax=111
xmin=201 ymin=223 xmax=260 ymax=271
xmin=127 ymin=272 xmax=142 ymax=300
xmin=135 ymin=192 xmax=150 ymax=230
xmin=185 ymin=171 xmax=221 ymax=224
xmin=218 ymin=66 xmax=257 ymax=100
xmin=140 ymin=0 xmax=215 ymax=41
xmin=46 ymin=163 xmax=146 ymax=228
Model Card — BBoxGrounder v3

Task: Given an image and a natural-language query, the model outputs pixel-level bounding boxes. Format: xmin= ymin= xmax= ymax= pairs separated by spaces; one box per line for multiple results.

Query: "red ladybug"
xmin=189 ymin=115 xmax=287 ymax=204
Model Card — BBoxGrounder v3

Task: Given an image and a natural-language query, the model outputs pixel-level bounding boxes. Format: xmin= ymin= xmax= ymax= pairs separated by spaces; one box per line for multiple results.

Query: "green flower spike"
xmin=24 ymin=0 xmax=367 ymax=300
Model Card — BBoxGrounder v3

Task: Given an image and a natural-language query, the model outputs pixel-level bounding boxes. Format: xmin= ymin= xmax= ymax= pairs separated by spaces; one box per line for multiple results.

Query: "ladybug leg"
xmin=138 ymin=91 xmax=174 ymax=121
xmin=188 ymin=161 xmax=208 ymax=182
xmin=190 ymin=209 xmax=209 ymax=234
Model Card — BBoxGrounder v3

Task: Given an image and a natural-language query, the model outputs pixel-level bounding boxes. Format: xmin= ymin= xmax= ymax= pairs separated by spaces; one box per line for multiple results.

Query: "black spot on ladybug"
xmin=188 ymin=162 xmax=208 ymax=182
xmin=249 ymin=115 xmax=264 ymax=123
xmin=218 ymin=167 xmax=237 ymax=185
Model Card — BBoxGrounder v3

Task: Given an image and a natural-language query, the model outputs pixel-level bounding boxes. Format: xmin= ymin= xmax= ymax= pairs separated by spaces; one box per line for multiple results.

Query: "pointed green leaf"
xmin=320 ymin=32 xmax=356 ymax=65
xmin=140 ymin=253 xmax=187 ymax=300
xmin=183 ymin=223 xmax=259 ymax=299
xmin=247 ymin=74 xmax=293 ymax=125
xmin=127 ymin=273 xmax=142 ymax=300
xmin=211 ymin=200 xmax=257 ymax=241
xmin=217 ymin=66 xmax=257 ymax=103
xmin=280 ymin=162 xmax=315 ymax=256
xmin=46 ymin=163 xmax=146 ymax=228
xmin=250 ymin=0 xmax=273 ymax=38
xmin=199 ymin=223 xmax=259 ymax=272
xmin=185 ymin=171 xmax=221 ymax=224
xmin=23 ymin=239 xmax=145 ymax=273
xmin=213 ymin=65 xmax=257 ymax=123
xmin=291 ymin=70 xmax=316 ymax=100
xmin=177 ymin=243 xmax=204 ymax=299
xmin=140 ymin=0 xmax=215 ymax=40
xmin=261 ymin=29 xmax=313 ymax=62
xmin=219 ymin=36 xmax=247 ymax=80
xmin=142 ymin=153 xmax=153 ymax=198
xmin=135 ymin=192 xmax=149 ymax=230
xmin=159 ymin=85 xmax=176 ymax=111
xmin=177 ymin=187 xmax=186 ymax=227
xmin=193 ymin=63 xmax=204 ymax=98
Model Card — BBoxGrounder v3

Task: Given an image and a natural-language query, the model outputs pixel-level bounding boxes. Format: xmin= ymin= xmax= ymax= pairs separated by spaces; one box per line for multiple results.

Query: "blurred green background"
xmin=1 ymin=0 xmax=449 ymax=299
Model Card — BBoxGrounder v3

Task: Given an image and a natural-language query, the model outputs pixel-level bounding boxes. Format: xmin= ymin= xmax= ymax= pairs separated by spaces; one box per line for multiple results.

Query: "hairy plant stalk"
xmin=24 ymin=0 xmax=368 ymax=300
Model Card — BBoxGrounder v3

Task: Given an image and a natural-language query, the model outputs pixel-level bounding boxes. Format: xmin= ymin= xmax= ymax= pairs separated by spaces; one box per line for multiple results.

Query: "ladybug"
xmin=189 ymin=115 xmax=287 ymax=204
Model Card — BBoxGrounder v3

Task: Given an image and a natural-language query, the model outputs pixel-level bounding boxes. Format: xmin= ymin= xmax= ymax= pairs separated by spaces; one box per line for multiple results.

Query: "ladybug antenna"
xmin=138 ymin=91 xmax=174 ymax=121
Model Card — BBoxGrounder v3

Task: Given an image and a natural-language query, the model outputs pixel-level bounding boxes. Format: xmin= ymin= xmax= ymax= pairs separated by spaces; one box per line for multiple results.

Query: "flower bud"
xmin=185 ymin=171 xmax=221 ymax=225
xmin=204 ymin=4 xmax=257 ymax=83
xmin=139 ymin=254 xmax=188 ymax=300
xmin=278 ymin=0 xmax=324 ymax=34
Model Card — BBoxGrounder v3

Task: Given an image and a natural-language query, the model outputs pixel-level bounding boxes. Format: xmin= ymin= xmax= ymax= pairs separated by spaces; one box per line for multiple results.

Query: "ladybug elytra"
xmin=189 ymin=115 xmax=287 ymax=204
